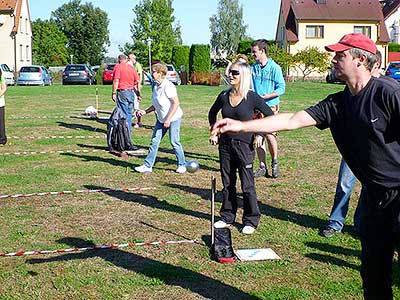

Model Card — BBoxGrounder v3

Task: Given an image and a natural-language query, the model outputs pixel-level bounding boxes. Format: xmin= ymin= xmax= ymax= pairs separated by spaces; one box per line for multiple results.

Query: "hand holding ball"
xmin=186 ymin=160 xmax=199 ymax=173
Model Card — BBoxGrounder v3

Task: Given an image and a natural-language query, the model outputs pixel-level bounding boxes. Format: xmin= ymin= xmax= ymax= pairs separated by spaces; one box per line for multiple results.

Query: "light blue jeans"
xmin=144 ymin=119 xmax=186 ymax=168
xmin=328 ymin=158 xmax=361 ymax=231
xmin=116 ymin=89 xmax=135 ymax=131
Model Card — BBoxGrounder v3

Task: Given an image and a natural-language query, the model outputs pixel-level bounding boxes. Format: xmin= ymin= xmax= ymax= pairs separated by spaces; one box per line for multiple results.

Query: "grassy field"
xmin=0 ymin=81 xmax=397 ymax=300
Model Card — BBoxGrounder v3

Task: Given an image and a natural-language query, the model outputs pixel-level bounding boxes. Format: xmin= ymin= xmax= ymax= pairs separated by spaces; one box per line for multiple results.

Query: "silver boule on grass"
xmin=186 ymin=160 xmax=200 ymax=173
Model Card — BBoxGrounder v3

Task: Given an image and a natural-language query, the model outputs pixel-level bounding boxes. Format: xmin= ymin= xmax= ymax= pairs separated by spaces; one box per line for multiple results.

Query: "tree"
xmin=209 ymin=0 xmax=248 ymax=56
xmin=51 ymin=0 xmax=110 ymax=66
xmin=268 ymin=44 xmax=293 ymax=75
xmin=122 ymin=0 xmax=182 ymax=67
xmin=32 ymin=19 xmax=69 ymax=66
xmin=293 ymin=47 xmax=331 ymax=81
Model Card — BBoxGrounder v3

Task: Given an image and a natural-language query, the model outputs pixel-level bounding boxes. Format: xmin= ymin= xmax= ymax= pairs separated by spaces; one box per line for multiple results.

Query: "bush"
xmin=237 ymin=40 xmax=253 ymax=56
xmin=171 ymin=45 xmax=190 ymax=72
xmin=389 ymin=43 xmax=400 ymax=52
xmin=95 ymin=64 xmax=106 ymax=85
xmin=189 ymin=44 xmax=211 ymax=74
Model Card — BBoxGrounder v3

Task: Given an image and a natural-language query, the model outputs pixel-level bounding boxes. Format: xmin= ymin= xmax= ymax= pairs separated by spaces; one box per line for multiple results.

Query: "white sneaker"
xmin=214 ymin=220 xmax=230 ymax=229
xmin=242 ymin=225 xmax=255 ymax=235
xmin=135 ymin=165 xmax=152 ymax=173
xmin=176 ymin=166 xmax=187 ymax=173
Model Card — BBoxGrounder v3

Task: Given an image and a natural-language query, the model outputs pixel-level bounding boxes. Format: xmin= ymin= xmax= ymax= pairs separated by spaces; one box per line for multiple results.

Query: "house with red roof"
xmin=276 ymin=0 xmax=390 ymax=78
xmin=0 ymin=0 xmax=32 ymax=74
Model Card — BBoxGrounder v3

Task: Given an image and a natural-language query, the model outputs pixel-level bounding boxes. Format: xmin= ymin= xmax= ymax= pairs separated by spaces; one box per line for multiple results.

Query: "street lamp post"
xmin=70 ymin=54 xmax=73 ymax=64
xmin=146 ymin=38 xmax=152 ymax=69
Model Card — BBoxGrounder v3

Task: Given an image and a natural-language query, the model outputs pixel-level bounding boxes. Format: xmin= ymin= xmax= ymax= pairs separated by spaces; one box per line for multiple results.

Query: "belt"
xmin=117 ymin=89 xmax=133 ymax=92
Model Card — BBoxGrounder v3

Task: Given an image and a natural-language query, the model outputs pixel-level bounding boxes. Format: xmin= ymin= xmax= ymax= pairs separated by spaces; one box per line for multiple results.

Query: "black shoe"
xmin=320 ymin=226 xmax=339 ymax=238
xmin=271 ymin=160 xmax=280 ymax=178
xmin=254 ymin=167 xmax=267 ymax=178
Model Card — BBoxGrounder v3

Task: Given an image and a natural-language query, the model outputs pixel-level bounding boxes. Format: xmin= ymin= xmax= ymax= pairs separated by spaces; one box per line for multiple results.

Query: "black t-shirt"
xmin=305 ymin=76 xmax=400 ymax=189
xmin=208 ymin=89 xmax=273 ymax=144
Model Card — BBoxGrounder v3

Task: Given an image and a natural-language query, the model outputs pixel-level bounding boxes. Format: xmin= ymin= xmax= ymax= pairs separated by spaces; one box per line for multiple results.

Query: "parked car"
xmin=102 ymin=63 xmax=116 ymax=85
xmin=385 ymin=61 xmax=400 ymax=82
xmin=62 ymin=64 xmax=95 ymax=85
xmin=166 ymin=64 xmax=181 ymax=85
xmin=16 ymin=65 xmax=52 ymax=86
xmin=92 ymin=65 xmax=100 ymax=73
xmin=326 ymin=66 xmax=344 ymax=84
xmin=0 ymin=64 xmax=15 ymax=85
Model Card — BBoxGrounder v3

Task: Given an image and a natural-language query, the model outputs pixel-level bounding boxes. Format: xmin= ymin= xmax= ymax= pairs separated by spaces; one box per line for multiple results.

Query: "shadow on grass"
xmin=84 ymin=184 xmax=211 ymax=221
xmin=165 ymin=183 xmax=222 ymax=202
xmin=57 ymin=121 xmax=107 ymax=134
xmin=27 ymin=237 xmax=259 ymax=300
xmin=61 ymin=152 xmax=133 ymax=168
xmin=304 ymin=241 xmax=360 ymax=271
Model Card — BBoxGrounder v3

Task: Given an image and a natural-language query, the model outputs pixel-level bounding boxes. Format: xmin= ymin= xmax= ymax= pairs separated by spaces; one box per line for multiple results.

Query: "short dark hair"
xmin=251 ymin=39 xmax=268 ymax=53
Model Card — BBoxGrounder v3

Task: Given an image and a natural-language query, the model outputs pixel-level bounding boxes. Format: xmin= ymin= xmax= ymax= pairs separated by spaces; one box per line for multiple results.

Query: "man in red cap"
xmin=211 ymin=33 xmax=400 ymax=300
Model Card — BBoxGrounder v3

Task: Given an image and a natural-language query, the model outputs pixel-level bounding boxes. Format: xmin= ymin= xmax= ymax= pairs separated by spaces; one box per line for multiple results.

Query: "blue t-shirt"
xmin=251 ymin=58 xmax=286 ymax=107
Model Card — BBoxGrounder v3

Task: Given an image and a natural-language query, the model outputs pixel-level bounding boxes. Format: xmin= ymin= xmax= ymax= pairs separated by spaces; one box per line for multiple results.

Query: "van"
xmin=0 ymin=64 xmax=15 ymax=85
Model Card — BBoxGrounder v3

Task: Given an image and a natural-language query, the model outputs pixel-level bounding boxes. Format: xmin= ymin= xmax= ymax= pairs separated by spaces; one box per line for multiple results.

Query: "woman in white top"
xmin=0 ymin=68 xmax=7 ymax=145
xmin=135 ymin=63 xmax=186 ymax=173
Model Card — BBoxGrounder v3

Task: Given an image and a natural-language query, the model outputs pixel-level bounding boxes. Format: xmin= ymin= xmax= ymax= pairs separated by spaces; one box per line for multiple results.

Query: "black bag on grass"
xmin=107 ymin=107 xmax=133 ymax=152
xmin=212 ymin=228 xmax=235 ymax=263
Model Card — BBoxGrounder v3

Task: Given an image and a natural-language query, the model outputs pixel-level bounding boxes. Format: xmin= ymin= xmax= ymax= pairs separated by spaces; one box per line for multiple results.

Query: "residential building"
xmin=0 ymin=0 xmax=32 ymax=74
xmin=276 ymin=0 xmax=390 ymax=79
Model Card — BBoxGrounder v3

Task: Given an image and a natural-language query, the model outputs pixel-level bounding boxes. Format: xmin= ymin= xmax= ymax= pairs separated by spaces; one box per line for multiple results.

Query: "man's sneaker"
xmin=214 ymin=220 xmax=231 ymax=229
xmin=242 ymin=225 xmax=256 ymax=235
xmin=176 ymin=166 xmax=187 ymax=173
xmin=271 ymin=160 xmax=280 ymax=178
xmin=135 ymin=165 xmax=152 ymax=173
xmin=254 ymin=166 xmax=267 ymax=178
xmin=125 ymin=148 xmax=146 ymax=156
xmin=320 ymin=226 xmax=339 ymax=238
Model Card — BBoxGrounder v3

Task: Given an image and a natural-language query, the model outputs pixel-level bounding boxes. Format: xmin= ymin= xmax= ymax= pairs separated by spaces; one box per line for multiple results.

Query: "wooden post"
xmin=95 ymin=88 xmax=99 ymax=114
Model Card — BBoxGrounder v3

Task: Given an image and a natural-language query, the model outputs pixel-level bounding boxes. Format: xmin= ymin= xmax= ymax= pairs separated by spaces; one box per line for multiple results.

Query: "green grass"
xmin=0 ymin=81 xmax=395 ymax=299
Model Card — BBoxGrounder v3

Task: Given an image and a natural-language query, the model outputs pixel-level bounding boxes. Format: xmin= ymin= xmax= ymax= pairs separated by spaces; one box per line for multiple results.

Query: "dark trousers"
xmin=218 ymin=139 xmax=260 ymax=228
xmin=0 ymin=106 xmax=6 ymax=145
xmin=359 ymin=186 xmax=400 ymax=300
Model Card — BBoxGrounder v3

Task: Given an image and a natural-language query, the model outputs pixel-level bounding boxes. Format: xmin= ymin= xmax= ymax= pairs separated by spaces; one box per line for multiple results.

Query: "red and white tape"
xmin=10 ymin=135 xmax=106 ymax=140
xmin=0 ymin=187 xmax=155 ymax=200
xmin=0 ymin=239 xmax=200 ymax=257
xmin=0 ymin=149 xmax=108 ymax=156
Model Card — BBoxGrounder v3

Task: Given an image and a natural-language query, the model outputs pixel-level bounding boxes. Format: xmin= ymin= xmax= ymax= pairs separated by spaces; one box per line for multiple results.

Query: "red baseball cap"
xmin=325 ymin=33 xmax=377 ymax=54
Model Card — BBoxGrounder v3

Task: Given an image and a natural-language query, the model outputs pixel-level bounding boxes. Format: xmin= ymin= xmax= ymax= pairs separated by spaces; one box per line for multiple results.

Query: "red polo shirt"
xmin=113 ymin=62 xmax=138 ymax=90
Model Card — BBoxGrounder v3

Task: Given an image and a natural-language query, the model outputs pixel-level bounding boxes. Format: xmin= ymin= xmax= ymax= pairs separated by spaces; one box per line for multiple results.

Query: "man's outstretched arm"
xmin=211 ymin=111 xmax=317 ymax=135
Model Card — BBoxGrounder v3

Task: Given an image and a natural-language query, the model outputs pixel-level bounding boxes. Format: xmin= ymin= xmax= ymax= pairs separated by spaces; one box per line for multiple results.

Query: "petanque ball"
xmin=186 ymin=160 xmax=199 ymax=173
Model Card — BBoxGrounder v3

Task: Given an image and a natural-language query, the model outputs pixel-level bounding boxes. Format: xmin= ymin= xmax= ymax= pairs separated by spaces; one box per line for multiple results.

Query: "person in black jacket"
xmin=208 ymin=60 xmax=273 ymax=235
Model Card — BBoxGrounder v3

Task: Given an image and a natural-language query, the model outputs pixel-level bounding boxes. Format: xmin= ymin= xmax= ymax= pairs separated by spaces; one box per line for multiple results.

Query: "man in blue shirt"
xmin=251 ymin=39 xmax=286 ymax=178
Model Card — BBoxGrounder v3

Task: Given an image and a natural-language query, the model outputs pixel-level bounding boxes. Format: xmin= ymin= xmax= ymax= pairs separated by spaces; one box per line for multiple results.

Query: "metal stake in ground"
xmin=211 ymin=176 xmax=216 ymax=245
xmin=95 ymin=88 xmax=99 ymax=112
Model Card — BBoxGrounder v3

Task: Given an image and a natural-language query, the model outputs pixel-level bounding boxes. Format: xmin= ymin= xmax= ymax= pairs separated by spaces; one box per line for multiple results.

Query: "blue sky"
xmin=31 ymin=0 xmax=280 ymax=57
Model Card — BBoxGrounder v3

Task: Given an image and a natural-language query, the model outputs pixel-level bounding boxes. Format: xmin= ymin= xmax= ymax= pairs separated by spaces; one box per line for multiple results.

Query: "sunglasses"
xmin=229 ymin=69 xmax=240 ymax=76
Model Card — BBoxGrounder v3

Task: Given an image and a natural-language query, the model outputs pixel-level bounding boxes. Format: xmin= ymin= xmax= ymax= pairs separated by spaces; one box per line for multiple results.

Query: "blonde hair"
xmin=152 ymin=63 xmax=168 ymax=77
xmin=227 ymin=61 xmax=252 ymax=99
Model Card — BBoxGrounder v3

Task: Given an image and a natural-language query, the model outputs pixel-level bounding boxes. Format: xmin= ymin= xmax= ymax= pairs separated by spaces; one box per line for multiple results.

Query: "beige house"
xmin=276 ymin=0 xmax=390 ymax=78
xmin=0 ymin=0 xmax=32 ymax=73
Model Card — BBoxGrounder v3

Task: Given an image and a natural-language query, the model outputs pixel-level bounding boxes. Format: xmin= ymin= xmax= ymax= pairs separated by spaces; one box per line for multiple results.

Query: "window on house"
xmin=354 ymin=26 xmax=371 ymax=38
xmin=306 ymin=25 xmax=324 ymax=38
xmin=20 ymin=44 xmax=23 ymax=61
xmin=26 ymin=45 xmax=29 ymax=61
xmin=20 ymin=16 xmax=23 ymax=33
xmin=25 ymin=18 xmax=28 ymax=33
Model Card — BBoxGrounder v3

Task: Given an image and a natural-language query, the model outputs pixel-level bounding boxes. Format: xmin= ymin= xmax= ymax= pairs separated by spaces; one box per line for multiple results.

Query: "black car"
xmin=62 ymin=64 xmax=96 ymax=85
xmin=326 ymin=66 xmax=345 ymax=84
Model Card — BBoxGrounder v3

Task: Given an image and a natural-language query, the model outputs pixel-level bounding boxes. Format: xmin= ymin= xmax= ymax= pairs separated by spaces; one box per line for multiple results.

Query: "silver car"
xmin=17 ymin=65 xmax=52 ymax=86
xmin=0 ymin=64 xmax=15 ymax=85
xmin=166 ymin=64 xmax=181 ymax=85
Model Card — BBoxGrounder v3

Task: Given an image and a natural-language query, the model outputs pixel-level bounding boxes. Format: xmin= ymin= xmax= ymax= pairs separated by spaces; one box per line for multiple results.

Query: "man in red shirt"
xmin=111 ymin=54 xmax=139 ymax=132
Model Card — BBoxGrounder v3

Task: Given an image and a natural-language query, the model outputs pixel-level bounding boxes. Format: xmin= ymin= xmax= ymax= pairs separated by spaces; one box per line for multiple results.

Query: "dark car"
xmin=326 ymin=66 xmax=345 ymax=84
xmin=102 ymin=64 xmax=116 ymax=85
xmin=17 ymin=65 xmax=52 ymax=86
xmin=62 ymin=64 xmax=95 ymax=85
xmin=385 ymin=61 xmax=400 ymax=82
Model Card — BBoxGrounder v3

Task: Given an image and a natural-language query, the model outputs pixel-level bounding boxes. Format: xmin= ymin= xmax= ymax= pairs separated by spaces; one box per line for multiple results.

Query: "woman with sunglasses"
xmin=208 ymin=61 xmax=273 ymax=234
xmin=135 ymin=63 xmax=186 ymax=173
